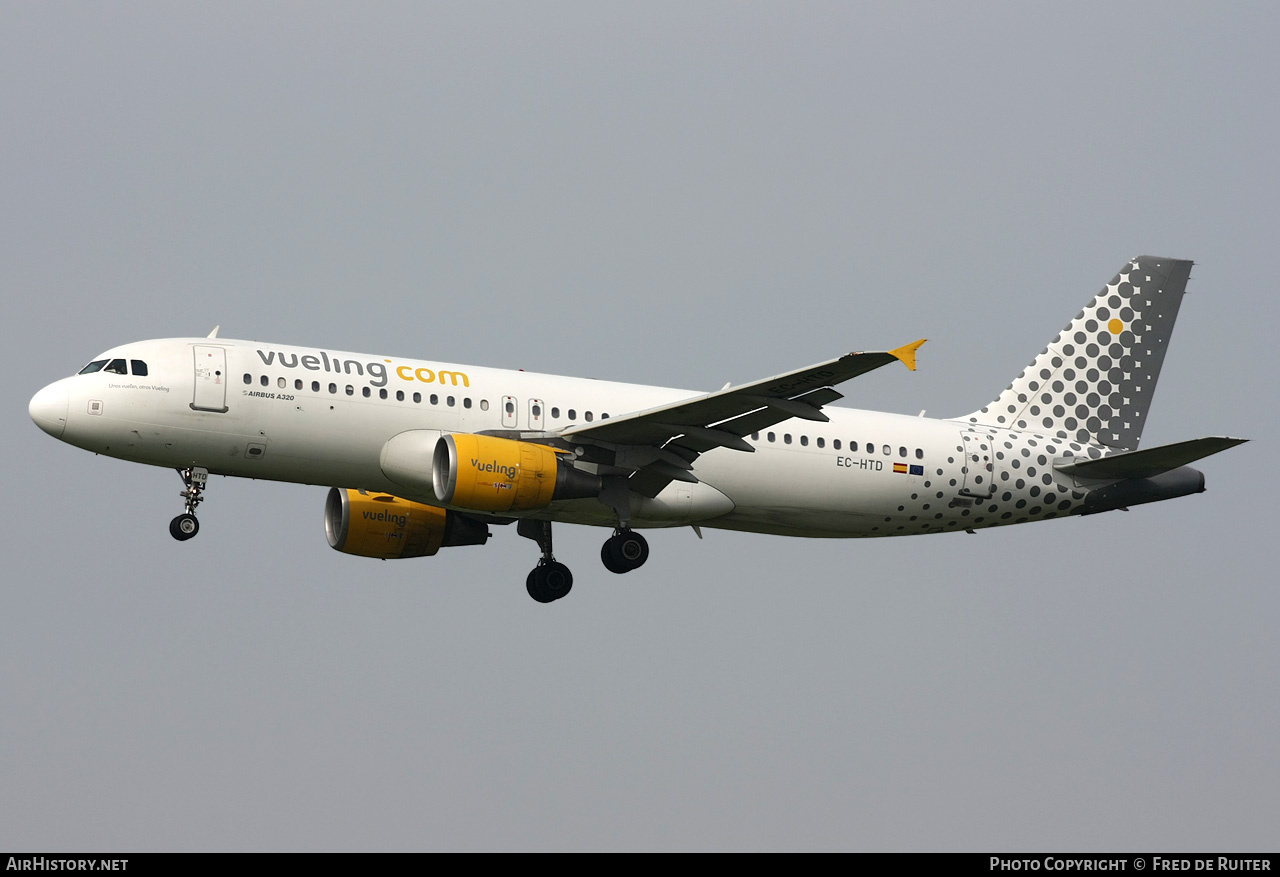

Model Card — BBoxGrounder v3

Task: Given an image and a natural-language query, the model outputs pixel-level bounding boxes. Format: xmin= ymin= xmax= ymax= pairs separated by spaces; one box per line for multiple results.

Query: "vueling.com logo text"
xmin=255 ymin=349 xmax=469 ymax=389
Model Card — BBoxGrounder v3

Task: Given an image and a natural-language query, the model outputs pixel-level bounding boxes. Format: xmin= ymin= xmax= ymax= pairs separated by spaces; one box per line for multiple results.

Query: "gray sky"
xmin=2 ymin=2 xmax=1275 ymax=852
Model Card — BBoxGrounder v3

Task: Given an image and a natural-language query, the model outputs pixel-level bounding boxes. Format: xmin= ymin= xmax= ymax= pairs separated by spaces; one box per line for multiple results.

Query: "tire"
xmin=526 ymin=568 xmax=554 ymax=603
xmin=616 ymin=531 xmax=649 ymax=569
xmin=170 ymin=514 xmax=199 ymax=541
xmin=527 ymin=565 xmax=572 ymax=603
xmin=601 ymin=539 xmax=629 ymax=574
xmin=541 ymin=561 xmax=573 ymax=599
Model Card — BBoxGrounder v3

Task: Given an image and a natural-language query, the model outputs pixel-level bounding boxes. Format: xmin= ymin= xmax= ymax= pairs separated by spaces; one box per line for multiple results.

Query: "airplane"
xmin=29 ymin=256 xmax=1245 ymax=603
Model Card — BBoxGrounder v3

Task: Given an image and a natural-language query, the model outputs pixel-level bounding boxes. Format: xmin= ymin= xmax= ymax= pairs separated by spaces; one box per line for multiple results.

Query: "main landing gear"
xmin=518 ymin=519 xmax=573 ymax=603
xmin=169 ymin=466 xmax=208 ymax=542
xmin=517 ymin=520 xmax=651 ymax=603
xmin=601 ymin=529 xmax=649 ymax=574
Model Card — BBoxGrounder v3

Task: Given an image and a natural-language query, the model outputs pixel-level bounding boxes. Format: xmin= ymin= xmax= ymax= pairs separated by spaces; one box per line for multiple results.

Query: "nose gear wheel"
xmin=170 ymin=466 xmax=209 ymax=541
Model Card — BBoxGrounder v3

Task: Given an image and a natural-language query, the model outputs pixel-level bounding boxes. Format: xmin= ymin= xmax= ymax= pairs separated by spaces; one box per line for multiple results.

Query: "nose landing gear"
xmin=170 ymin=466 xmax=208 ymax=542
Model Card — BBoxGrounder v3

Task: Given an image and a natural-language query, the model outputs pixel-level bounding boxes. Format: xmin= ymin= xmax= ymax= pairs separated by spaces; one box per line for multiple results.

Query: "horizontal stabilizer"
xmin=1054 ymin=436 xmax=1247 ymax=480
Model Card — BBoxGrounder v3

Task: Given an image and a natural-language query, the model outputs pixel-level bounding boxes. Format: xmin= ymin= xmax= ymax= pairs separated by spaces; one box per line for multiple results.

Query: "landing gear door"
xmin=959 ymin=431 xmax=995 ymax=498
xmin=191 ymin=346 xmax=229 ymax=413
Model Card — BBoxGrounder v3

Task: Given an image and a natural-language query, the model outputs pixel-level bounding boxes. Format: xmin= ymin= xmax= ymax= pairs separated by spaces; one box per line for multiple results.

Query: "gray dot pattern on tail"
xmin=965 ymin=257 xmax=1192 ymax=451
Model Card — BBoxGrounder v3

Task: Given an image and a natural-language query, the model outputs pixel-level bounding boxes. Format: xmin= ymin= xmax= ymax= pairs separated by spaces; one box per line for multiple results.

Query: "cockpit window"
xmin=130 ymin=360 xmax=148 ymax=376
xmin=104 ymin=359 xmax=127 ymax=374
xmin=78 ymin=360 xmax=108 ymax=375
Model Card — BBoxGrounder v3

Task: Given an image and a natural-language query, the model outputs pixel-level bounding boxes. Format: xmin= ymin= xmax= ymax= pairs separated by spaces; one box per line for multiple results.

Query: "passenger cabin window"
xmin=243 ymin=373 xmax=252 ymax=384
xmin=833 ymin=439 xmax=841 ymax=450
xmin=551 ymin=407 xmax=561 ymax=419
xmin=130 ymin=360 xmax=148 ymax=376
xmin=260 ymin=375 xmax=269 ymax=387
xmin=79 ymin=360 xmax=108 ymax=375
xmin=585 ymin=411 xmax=593 ymax=422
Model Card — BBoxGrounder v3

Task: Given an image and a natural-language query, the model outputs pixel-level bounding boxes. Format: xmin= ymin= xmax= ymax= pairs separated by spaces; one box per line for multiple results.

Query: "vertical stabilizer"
xmin=961 ymin=256 xmax=1193 ymax=450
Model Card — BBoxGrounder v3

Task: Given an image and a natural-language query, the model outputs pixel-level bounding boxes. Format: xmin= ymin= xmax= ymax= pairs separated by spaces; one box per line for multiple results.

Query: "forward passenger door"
xmin=191 ymin=346 xmax=229 ymax=413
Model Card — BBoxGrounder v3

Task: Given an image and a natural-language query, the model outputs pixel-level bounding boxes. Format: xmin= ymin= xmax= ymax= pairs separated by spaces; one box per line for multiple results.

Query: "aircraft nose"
xmin=30 ymin=380 xmax=69 ymax=439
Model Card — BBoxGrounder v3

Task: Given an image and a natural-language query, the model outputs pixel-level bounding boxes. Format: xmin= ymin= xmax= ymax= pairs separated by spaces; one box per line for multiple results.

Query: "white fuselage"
xmin=32 ymin=337 xmax=1105 ymax=537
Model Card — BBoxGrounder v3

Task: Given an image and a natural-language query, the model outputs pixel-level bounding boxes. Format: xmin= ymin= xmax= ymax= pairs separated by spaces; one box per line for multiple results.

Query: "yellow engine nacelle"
xmin=324 ymin=488 xmax=488 ymax=559
xmin=432 ymin=433 xmax=601 ymax=513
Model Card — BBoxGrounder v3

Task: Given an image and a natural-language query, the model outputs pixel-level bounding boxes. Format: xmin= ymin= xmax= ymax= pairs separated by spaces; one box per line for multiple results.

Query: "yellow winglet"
xmin=889 ymin=338 xmax=927 ymax=372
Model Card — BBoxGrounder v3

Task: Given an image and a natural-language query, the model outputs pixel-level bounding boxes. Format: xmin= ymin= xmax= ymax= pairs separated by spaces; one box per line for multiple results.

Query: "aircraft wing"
xmin=557 ymin=340 xmax=925 ymax=497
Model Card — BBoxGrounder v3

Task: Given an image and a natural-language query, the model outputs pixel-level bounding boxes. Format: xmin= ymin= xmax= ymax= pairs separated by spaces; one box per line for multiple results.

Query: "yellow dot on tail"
xmin=1108 ymin=318 xmax=1124 ymax=335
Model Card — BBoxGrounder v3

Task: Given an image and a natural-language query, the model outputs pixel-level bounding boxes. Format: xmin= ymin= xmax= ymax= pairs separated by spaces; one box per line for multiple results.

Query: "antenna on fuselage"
xmin=207 ymin=326 xmax=220 ymax=338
